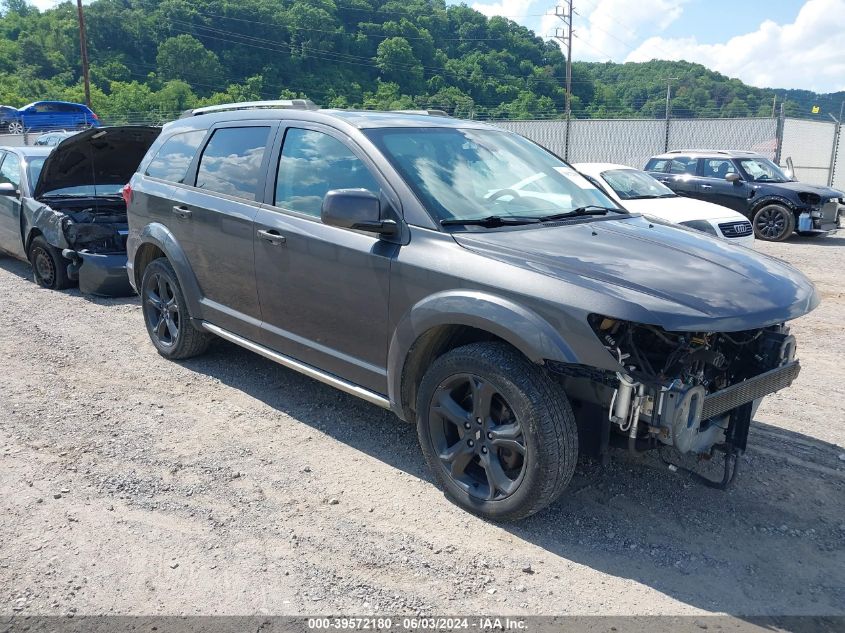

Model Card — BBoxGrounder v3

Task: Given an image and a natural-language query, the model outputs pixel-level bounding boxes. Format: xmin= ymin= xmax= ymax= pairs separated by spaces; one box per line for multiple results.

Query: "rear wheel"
xmin=416 ymin=342 xmax=578 ymax=521
xmin=28 ymin=236 xmax=72 ymax=290
xmin=753 ymin=204 xmax=794 ymax=241
xmin=140 ymin=257 xmax=211 ymax=359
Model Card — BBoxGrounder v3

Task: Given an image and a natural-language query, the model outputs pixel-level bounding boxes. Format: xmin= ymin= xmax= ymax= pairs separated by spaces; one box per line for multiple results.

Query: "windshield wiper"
xmin=535 ymin=205 xmax=618 ymax=222
xmin=440 ymin=215 xmax=542 ymax=227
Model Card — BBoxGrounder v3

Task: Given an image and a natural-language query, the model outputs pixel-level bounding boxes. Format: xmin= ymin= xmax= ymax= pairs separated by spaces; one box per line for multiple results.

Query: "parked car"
xmin=0 ymin=105 xmax=21 ymax=134
xmin=0 ymin=126 xmax=159 ymax=294
xmin=574 ymin=162 xmax=754 ymax=247
xmin=34 ymin=130 xmax=78 ymax=147
xmin=645 ymin=150 xmax=843 ymax=241
xmin=126 ymin=102 xmax=817 ymax=520
xmin=6 ymin=101 xmax=100 ymax=135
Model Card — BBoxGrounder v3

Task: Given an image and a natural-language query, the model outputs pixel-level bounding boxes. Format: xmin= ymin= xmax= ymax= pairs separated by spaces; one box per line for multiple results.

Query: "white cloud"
xmin=471 ymin=0 xmax=537 ymax=20
xmin=625 ymin=0 xmax=845 ymax=92
xmin=541 ymin=0 xmax=687 ymax=62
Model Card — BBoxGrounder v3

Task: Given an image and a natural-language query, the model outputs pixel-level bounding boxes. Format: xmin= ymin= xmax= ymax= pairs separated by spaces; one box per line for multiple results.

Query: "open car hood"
xmin=33 ymin=126 xmax=160 ymax=199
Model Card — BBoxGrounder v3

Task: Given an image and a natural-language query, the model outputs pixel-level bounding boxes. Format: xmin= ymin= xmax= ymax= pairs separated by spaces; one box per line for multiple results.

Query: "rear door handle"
xmin=172 ymin=205 xmax=192 ymax=219
xmin=257 ymin=229 xmax=286 ymax=246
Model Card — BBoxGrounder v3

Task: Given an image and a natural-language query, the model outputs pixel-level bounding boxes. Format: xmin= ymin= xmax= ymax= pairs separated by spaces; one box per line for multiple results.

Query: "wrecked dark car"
xmin=0 ymin=126 xmax=159 ymax=294
xmin=126 ymin=105 xmax=820 ymax=520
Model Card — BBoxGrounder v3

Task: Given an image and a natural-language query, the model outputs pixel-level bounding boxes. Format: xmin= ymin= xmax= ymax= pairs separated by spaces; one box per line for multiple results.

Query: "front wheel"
xmin=753 ymin=204 xmax=795 ymax=241
xmin=7 ymin=120 xmax=24 ymax=135
xmin=140 ymin=257 xmax=211 ymax=359
xmin=416 ymin=342 xmax=578 ymax=521
xmin=28 ymin=236 xmax=73 ymax=290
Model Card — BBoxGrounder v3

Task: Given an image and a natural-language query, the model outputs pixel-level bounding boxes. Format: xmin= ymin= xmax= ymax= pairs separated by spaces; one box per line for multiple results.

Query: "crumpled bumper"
xmin=62 ymin=249 xmax=134 ymax=297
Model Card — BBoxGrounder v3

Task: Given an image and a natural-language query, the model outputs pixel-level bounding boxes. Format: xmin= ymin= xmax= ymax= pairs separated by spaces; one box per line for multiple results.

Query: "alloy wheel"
xmin=427 ymin=373 xmax=527 ymax=501
xmin=8 ymin=121 xmax=23 ymax=135
xmin=143 ymin=273 xmax=180 ymax=347
xmin=755 ymin=207 xmax=787 ymax=239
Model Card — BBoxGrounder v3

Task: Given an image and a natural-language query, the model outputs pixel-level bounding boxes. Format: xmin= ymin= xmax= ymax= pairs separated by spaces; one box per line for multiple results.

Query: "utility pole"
xmin=76 ymin=0 xmax=92 ymax=109
xmin=553 ymin=2 xmax=573 ymax=159
xmin=771 ymin=94 xmax=777 ymax=118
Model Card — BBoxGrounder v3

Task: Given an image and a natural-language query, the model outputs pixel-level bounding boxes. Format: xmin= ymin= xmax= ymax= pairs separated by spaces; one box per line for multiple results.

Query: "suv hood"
xmin=757 ymin=180 xmax=843 ymax=199
xmin=34 ymin=126 xmax=160 ymax=199
xmin=452 ymin=215 xmax=818 ymax=332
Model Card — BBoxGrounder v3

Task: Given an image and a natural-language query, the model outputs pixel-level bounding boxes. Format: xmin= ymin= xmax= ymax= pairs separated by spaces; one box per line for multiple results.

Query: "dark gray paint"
xmin=127 ymin=109 xmax=820 ymax=419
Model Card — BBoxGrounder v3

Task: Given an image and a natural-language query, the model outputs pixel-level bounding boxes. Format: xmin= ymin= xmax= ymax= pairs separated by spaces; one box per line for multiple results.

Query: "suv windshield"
xmin=737 ymin=157 xmax=790 ymax=183
xmin=601 ymin=169 xmax=677 ymax=200
xmin=365 ymin=127 xmax=621 ymax=224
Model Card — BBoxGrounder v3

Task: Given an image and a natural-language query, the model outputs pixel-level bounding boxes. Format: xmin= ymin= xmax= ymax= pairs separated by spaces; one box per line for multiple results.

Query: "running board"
xmin=200 ymin=321 xmax=391 ymax=409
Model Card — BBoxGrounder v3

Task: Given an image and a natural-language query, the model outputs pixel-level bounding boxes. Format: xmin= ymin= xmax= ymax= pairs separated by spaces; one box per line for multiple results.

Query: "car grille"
xmin=702 ymin=361 xmax=800 ymax=420
xmin=718 ymin=220 xmax=753 ymax=238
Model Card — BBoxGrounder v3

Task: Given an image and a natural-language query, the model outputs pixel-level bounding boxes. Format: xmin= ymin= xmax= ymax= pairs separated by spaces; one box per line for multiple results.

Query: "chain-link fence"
xmin=2 ymin=113 xmax=843 ymax=190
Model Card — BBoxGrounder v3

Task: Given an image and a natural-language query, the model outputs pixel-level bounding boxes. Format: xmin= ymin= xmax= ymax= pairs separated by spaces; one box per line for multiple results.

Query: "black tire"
xmin=416 ymin=342 xmax=578 ymax=521
xmin=753 ymin=204 xmax=795 ymax=241
xmin=28 ymin=236 xmax=73 ymax=290
xmin=140 ymin=257 xmax=211 ymax=359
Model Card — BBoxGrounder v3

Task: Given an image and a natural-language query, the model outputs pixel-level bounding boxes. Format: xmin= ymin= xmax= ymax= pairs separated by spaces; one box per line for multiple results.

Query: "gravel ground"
xmin=1 ymin=234 xmax=844 ymax=618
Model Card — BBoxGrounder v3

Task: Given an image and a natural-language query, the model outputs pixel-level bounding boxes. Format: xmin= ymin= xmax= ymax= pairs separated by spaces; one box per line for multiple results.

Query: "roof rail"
xmin=181 ymin=99 xmax=319 ymax=118
xmin=391 ymin=109 xmax=451 ymax=117
xmin=668 ymin=149 xmax=758 ymax=155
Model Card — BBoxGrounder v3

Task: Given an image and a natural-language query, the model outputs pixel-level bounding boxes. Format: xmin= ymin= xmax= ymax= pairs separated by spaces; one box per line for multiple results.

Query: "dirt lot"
xmin=1 ymin=235 xmax=844 ymax=618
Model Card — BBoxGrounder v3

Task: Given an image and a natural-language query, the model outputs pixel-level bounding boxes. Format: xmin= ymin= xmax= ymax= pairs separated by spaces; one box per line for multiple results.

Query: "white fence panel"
xmin=668 ymin=118 xmax=778 ymax=160
xmin=780 ymin=118 xmax=836 ymax=186
xmin=494 ymin=119 xmax=665 ymax=168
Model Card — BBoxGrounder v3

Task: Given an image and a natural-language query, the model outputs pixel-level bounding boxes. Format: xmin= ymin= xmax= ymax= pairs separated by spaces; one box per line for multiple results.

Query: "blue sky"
xmin=466 ymin=0 xmax=845 ymax=92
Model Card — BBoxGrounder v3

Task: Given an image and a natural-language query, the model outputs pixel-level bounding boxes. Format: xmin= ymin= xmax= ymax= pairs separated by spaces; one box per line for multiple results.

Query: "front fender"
xmin=386 ymin=290 xmax=580 ymax=412
xmin=132 ymin=222 xmax=204 ymax=320
xmin=750 ymin=194 xmax=798 ymax=215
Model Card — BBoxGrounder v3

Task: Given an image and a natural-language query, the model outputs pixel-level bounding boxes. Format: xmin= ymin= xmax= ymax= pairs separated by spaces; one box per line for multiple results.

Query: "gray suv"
xmin=126 ymin=101 xmax=818 ymax=520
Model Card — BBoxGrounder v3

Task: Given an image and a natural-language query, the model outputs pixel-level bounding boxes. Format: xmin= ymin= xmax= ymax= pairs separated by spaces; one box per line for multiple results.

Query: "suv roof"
xmin=652 ymin=149 xmax=762 ymax=159
xmin=166 ymin=100 xmax=493 ymax=133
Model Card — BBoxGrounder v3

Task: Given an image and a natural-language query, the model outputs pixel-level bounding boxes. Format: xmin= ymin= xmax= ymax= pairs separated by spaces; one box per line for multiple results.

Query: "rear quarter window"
xmin=645 ymin=158 xmax=668 ymax=172
xmin=144 ymin=130 xmax=206 ymax=183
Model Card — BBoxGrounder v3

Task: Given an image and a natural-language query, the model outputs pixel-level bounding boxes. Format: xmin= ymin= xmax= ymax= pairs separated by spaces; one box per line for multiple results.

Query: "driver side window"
xmin=275 ymin=128 xmax=380 ymax=218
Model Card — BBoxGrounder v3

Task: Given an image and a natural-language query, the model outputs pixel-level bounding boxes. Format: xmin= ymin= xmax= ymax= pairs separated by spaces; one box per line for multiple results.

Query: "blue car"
xmin=5 ymin=101 xmax=100 ymax=134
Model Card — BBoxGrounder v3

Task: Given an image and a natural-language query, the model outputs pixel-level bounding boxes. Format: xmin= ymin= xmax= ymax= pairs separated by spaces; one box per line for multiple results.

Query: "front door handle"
xmin=700 ymin=184 xmax=712 ymax=189
xmin=172 ymin=205 xmax=192 ymax=219
xmin=257 ymin=229 xmax=286 ymax=246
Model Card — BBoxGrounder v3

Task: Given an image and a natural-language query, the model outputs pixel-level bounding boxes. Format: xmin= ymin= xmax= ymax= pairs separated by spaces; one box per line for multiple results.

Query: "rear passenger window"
xmin=275 ymin=128 xmax=379 ymax=217
xmin=668 ymin=157 xmax=697 ymax=175
xmin=145 ymin=130 xmax=206 ymax=183
xmin=195 ymin=127 xmax=270 ymax=200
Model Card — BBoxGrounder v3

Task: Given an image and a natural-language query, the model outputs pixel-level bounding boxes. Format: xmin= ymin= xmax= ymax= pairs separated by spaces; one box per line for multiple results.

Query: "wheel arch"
xmin=387 ymin=291 xmax=579 ymax=422
xmin=750 ymin=195 xmax=798 ymax=217
xmin=132 ymin=223 xmax=204 ymax=319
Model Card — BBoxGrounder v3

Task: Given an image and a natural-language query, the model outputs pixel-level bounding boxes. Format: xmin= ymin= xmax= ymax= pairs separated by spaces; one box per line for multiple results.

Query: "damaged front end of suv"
xmin=585 ymin=317 xmax=798 ymax=486
xmin=26 ymin=126 xmax=160 ymax=295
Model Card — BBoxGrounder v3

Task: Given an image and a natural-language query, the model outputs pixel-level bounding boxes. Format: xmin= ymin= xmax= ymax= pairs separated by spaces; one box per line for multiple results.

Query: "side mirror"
xmin=725 ymin=172 xmax=742 ymax=183
xmin=321 ymin=189 xmax=397 ymax=235
xmin=0 ymin=182 xmax=18 ymax=196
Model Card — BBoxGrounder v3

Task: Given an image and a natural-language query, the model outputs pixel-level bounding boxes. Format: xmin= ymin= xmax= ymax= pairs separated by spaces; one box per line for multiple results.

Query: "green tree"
xmin=375 ymin=36 xmax=423 ymax=94
xmin=156 ymin=35 xmax=223 ymax=95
